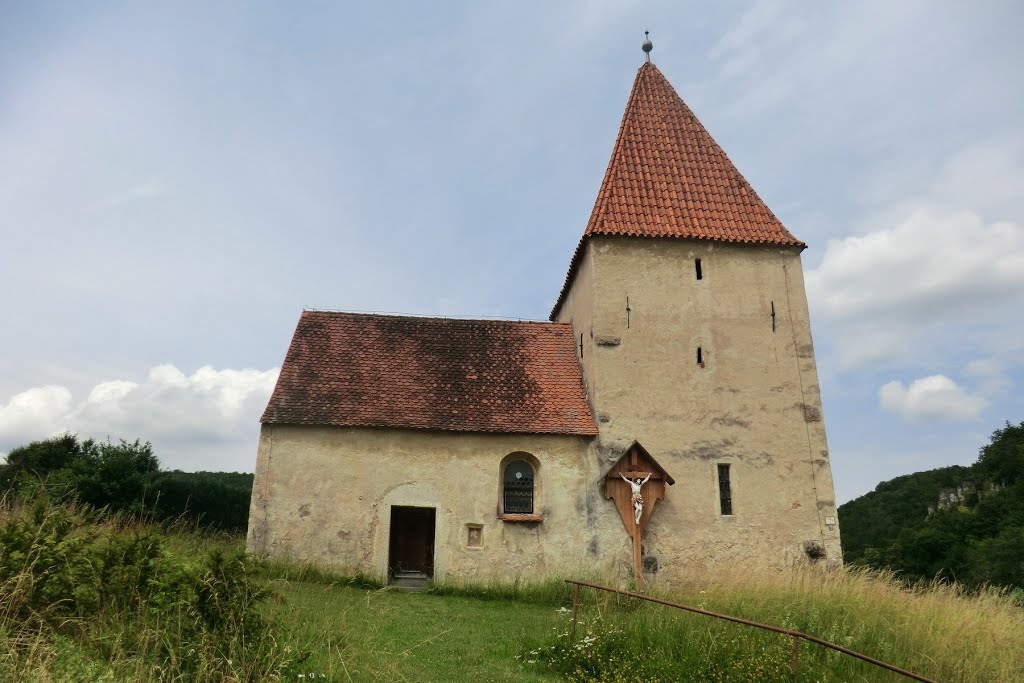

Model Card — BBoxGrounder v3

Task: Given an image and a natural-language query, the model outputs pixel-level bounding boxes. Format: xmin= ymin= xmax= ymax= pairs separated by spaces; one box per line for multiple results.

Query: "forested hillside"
xmin=0 ymin=434 xmax=253 ymax=530
xmin=839 ymin=421 xmax=1024 ymax=590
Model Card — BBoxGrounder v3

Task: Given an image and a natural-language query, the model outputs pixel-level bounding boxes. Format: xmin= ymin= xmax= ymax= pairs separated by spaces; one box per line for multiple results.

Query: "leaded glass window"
xmin=503 ymin=460 xmax=534 ymax=514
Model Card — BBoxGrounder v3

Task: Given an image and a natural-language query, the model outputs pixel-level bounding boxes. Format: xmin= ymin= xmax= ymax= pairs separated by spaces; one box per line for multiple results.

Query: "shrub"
xmin=0 ymin=497 xmax=302 ymax=680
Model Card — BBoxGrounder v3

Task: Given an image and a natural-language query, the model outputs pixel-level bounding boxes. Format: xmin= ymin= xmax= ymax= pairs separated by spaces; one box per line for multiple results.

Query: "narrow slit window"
xmin=695 ymin=258 xmax=703 ymax=280
xmin=718 ymin=464 xmax=733 ymax=515
xmin=697 ymin=347 xmax=704 ymax=366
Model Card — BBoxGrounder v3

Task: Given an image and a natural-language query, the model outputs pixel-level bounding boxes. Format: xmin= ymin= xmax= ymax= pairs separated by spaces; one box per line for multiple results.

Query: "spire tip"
xmin=642 ymin=31 xmax=653 ymax=63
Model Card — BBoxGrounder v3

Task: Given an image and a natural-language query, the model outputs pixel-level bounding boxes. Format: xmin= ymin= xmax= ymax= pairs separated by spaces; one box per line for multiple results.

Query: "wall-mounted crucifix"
xmin=604 ymin=441 xmax=674 ymax=588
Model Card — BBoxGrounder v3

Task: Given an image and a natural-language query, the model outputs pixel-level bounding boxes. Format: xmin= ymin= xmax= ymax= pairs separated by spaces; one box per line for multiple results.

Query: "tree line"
xmin=839 ymin=421 xmax=1024 ymax=590
xmin=0 ymin=434 xmax=253 ymax=532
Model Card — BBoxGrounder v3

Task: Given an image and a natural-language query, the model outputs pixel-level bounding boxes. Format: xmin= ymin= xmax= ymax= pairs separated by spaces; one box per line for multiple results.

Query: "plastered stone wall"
xmin=555 ymin=236 xmax=842 ymax=573
xmin=247 ymin=426 xmax=614 ymax=581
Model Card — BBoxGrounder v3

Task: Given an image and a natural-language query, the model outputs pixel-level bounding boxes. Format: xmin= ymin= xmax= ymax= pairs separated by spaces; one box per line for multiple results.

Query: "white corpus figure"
xmin=620 ymin=472 xmax=651 ymax=525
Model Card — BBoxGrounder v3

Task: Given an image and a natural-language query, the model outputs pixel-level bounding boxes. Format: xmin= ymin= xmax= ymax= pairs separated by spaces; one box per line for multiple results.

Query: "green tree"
xmin=0 ymin=433 xmax=95 ymax=488
xmin=70 ymin=439 xmax=160 ymax=514
xmin=3 ymin=434 xmax=253 ymax=531
xmin=968 ymin=525 xmax=1024 ymax=587
xmin=977 ymin=421 xmax=1024 ymax=486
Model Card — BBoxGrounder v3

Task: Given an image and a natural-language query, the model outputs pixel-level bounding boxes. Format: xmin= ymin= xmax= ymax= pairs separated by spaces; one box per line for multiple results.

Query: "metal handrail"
xmin=564 ymin=579 xmax=936 ymax=683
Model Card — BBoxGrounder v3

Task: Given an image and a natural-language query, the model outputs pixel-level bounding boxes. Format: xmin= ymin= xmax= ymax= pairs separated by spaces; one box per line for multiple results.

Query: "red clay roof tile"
xmin=551 ymin=62 xmax=804 ymax=319
xmin=262 ymin=311 xmax=597 ymax=436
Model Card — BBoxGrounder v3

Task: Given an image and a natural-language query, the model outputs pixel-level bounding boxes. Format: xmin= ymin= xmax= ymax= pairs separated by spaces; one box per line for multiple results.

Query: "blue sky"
xmin=1 ymin=1 xmax=1021 ymax=503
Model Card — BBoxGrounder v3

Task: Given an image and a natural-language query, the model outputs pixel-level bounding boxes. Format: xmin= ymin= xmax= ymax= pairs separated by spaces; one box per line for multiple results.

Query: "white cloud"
xmin=0 ymin=365 xmax=278 ymax=471
xmin=807 ymin=207 xmax=1024 ymax=367
xmin=86 ymin=380 xmax=137 ymax=404
xmin=879 ymin=375 xmax=987 ymax=423
xmin=0 ymin=386 xmax=74 ymax=448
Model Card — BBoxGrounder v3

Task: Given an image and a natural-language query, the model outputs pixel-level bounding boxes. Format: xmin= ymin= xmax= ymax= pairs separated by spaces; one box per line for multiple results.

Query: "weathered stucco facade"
xmin=247 ymin=427 xmax=613 ymax=581
xmin=247 ymin=58 xmax=842 ymax=584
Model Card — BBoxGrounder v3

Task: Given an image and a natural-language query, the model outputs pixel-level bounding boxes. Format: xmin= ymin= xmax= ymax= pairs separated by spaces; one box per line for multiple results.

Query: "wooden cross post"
xmin=603 ymin=442 xmax=674 ymax=589
xmin=632 ymin=511 xmax=644 ymax=587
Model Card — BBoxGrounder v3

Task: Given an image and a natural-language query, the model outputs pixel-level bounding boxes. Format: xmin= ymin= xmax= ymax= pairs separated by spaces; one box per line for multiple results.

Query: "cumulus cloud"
xmin=0 ymin=386 xmax=74 ymax=448
xmin=879 ymin=375 xmax=987 ymax=423
xmin=0 ymin=365 xmax=278 ymax=472
xmin=806 ymin=208 xmax=1024 ymax=367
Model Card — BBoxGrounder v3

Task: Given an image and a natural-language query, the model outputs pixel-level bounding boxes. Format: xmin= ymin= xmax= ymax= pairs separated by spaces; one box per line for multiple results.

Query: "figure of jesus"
xmin=620 ymin=472 xmax=651 ymax=525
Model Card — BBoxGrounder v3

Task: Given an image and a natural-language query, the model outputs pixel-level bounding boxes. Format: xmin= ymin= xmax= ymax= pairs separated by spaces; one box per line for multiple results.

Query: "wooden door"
xmin=388 ymin=506 xmax=436 ymax=577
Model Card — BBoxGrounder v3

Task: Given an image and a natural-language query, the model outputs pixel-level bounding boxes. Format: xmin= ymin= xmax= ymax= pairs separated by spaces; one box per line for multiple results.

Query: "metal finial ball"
xmin=642 ymin=34 xmax=653 ymax=54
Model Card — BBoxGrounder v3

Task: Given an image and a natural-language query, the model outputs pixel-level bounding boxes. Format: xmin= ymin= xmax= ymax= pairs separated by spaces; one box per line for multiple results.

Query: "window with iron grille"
xmin=503 ymin=460 xmax=534 ymax=514
xmin=718 ymin=464 xmax=733 ymax=515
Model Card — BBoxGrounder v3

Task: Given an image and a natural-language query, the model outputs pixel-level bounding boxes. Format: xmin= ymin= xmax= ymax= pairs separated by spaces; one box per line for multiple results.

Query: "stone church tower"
xmin=552 ymin=61 xmax=841 ymax=568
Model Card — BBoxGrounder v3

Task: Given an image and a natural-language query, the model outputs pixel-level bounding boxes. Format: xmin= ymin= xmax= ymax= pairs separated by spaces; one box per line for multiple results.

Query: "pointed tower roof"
xmin=584 ymin=62 xmax=803 ymax=245
xmin=551 ymin=62 xmax=804 ymax=319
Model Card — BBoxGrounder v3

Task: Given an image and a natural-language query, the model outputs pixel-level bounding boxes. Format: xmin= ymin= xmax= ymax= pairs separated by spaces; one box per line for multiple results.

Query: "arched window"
xmin=503 ymin=460 xmax=535 ymax=514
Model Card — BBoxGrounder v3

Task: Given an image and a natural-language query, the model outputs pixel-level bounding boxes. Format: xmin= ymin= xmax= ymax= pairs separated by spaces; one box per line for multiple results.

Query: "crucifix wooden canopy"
xmin=604 ymin=441 xmax=675 ymax=538
xmin=604 ymin=441 xmax=674 ymax=587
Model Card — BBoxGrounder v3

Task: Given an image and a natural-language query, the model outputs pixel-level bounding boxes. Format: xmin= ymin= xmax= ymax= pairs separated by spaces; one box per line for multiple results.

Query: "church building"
xmin=247 ymin=48 xmax=842 ymax=587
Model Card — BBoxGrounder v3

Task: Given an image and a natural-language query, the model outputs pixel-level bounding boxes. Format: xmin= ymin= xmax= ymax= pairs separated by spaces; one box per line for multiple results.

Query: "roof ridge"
xmin=303 ymin=309 xmax=563 ymax=326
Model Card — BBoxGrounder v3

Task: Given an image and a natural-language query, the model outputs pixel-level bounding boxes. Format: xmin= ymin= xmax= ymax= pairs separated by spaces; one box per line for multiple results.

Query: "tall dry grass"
xmin=530 ymin=562 xmax=1024 ymax=682
xmin=670 ymin=563 xmax=1022 ymax=679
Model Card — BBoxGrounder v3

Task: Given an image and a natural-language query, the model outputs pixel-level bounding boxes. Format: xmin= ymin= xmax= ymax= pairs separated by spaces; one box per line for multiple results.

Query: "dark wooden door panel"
xmin=388 ymin=506 xmax=436 ymax=577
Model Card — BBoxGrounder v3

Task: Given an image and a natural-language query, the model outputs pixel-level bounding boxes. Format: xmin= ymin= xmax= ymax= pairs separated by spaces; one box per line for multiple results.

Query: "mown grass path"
xmin=271 ymin=582 xmax=561 ymax=682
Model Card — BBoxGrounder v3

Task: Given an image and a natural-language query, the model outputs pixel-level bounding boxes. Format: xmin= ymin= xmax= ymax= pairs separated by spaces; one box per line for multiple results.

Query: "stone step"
xmin=390 ymin=571 xmax=430 ymax=592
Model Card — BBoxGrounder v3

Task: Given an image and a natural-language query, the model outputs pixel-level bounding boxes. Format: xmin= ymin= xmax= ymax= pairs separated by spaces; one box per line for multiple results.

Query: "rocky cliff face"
xmin=927 ymin=481 xmax=1002 ymax=515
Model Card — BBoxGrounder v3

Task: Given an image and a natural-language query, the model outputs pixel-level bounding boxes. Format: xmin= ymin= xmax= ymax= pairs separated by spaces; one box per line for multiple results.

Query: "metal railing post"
xmin=570 ymin=583 xmax=581 ymax=643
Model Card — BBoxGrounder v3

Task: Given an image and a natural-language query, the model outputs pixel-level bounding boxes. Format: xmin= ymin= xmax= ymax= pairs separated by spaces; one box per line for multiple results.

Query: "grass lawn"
xmin=271 ymin=581 xmax=562 ymax=682
xmin=264 ymin=568 xmax=1024 ymax=683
